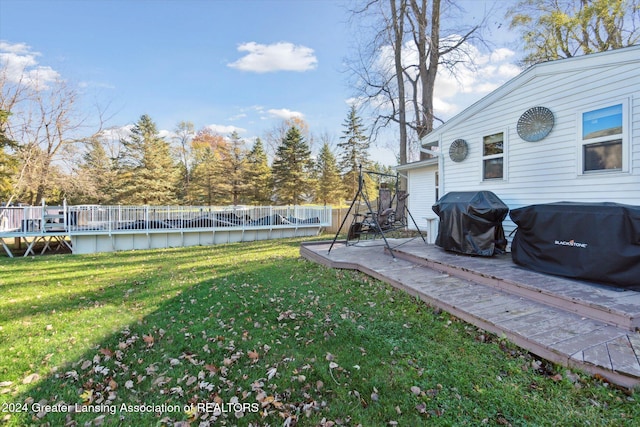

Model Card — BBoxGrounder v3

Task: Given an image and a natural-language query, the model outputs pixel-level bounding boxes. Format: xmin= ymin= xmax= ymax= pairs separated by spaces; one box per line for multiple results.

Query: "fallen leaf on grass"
xmin=99 ymin=348 xmax=114 ymax=358
xmin=426 ymin=388 xmax=439 ymax=397
xmin=497 ymin=415 xmax=512 ymax=426
xmin=80 ymin=389 xmax=93 ymax=403
xmin=277 ymin=310 xmax=297 ymax=321
xmin=41 ymin=353 xmax=53 ymax=365
xmin=143 ymin=334 xmax=154 ymax=347
xmin=22 ymin=373 xmax=40 ymax=384
xmin=152 ymin=376 xmax=168 ymax=387
xmin=248 ymin=350 xmax=260 ymax=362
xmin=267 ymin=367 xmax=277 ymax=380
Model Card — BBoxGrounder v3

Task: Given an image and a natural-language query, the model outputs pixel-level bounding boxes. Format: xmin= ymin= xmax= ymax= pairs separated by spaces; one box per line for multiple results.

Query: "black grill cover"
xmin=510 ymin=202 xmax=640 ymax=289
xmin=432 ymin=191 xmax=509 ymax=256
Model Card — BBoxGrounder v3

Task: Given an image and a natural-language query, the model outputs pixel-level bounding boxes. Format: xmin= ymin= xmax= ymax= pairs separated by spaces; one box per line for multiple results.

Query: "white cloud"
xmin=497 ymin=63 xmax=521 ymax=78
xmin=432 ymin=97 xmax=458 ymax=116
xmin=228 ymin=42 xmax=318 ymax=73
xmin=431 ymin=44 xmax=521 ymax=118
xmin=490 ymin=48 xmax=516 ymax=63
xmin=78 ymin=80 xmax=115 ymax=90
xmin=345 ymin=97 xmax=361 ymax=107
xmin=100 ymin=125 xmax=247 ymax=143
xmin=369 ymin=36 xmax=518 ymax=120
xmin=227 ymin=113 xmax=247 ymax=121
xmin=472 ymin=82 xmax=501 ymax=93
xmin=370 ymin=34 xmax=522 ymax=120
xmin=205 ymin=124 xmax=247 ymax=134
xmin=98 ymin=125 xmax=133 ymax=141
xmin=0 ymin=40 xmax=61 ymax=88
xmin=158 ymin=129 xmax=175 ymax=139
xmin=0 ymin=41 xmax=31 ymax=54
xmin=267 ymin=108 xmax=304 ymax=120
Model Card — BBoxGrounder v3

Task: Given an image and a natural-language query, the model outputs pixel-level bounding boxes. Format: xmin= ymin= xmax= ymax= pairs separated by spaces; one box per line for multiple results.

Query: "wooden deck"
xmin=300 ymin=239 xmax=640 ymax=389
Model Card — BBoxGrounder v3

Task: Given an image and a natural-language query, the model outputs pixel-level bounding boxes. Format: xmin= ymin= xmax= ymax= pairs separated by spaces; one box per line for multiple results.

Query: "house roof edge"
xmin=420 ymin=44 xmax=640 ymax=144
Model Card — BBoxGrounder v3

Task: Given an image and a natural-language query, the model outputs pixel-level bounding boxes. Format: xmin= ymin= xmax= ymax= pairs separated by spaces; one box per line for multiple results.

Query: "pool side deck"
xmin=300 ymin=239 xmax=640 ymax=389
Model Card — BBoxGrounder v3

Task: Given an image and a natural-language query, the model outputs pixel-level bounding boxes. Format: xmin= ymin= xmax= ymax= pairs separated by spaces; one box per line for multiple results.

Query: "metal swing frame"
xmin=328 ymin=166 xmax=426 ymax=259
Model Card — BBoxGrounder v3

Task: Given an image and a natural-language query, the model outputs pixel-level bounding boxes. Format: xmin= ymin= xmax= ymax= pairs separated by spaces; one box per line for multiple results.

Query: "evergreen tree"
xmin=337 ymin=105 xmax=371 ymax=199
xmin=221 ymin=131 xmax=247 ymax=206
xmin=118 ymin=114 xmax=179 ymax=205
xmin=189 ymin=129 xmax=228 ymax=205
xmin=77 ymin=136 xmax=119 ymax=204
xmin=368 ymin=162 xmax=397 ymax=191
xmin=272 ymin=126 xmax=313 ymax=205
xmin=244 ymin=138 xmax=272 ymax=205
xmin=315 ymin=143 xmax=344 ymax=205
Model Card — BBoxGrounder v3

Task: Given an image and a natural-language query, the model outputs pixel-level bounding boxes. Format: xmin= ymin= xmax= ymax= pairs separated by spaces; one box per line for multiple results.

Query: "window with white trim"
xmin=482 ymin=132 xmax=504 ymax=180
xmin=580 ymin=103 xmax=624 ymax=173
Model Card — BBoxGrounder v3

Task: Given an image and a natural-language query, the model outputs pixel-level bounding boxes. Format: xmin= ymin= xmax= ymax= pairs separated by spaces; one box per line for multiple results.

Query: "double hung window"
xmin=482 ymin=132 xmax=504 ymax=180
xmin=581 ymin=103 xmax=625 ymax=173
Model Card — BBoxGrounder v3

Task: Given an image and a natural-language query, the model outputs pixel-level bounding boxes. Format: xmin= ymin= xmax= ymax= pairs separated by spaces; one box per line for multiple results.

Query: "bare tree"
xmin=391 ymin=0 xmax=409 ymax=165
xmin=347 ymin=0 xmax=482 ymax=165
xmin=1 ymin=62 xmax=105 ymax=204
xmin=173 ymin=121 xmax=195 ymax=203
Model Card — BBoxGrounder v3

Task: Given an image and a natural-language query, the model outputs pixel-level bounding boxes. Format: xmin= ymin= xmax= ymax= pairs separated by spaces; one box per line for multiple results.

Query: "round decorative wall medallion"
xmin=449 ymin=139 xmax=469 ymax=162
xmin=517 ymin=106 xmax=554 ymax=142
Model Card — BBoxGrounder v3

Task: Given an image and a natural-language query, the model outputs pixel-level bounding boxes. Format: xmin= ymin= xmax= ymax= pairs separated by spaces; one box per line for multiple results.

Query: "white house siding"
xmin=428 ymin=47 xmax=640 ymax=239
xmin=404 ymin=163 xmax=439 ymax=242
xmin=634 ymin=88 xmax=640 ymax=171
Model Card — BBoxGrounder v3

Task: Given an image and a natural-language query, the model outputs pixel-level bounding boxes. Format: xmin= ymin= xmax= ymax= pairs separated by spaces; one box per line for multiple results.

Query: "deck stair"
xmin=300 ymin=239 xmax=640 ymax=389
xmin=390 ymin=242 xmax=640 ymax=332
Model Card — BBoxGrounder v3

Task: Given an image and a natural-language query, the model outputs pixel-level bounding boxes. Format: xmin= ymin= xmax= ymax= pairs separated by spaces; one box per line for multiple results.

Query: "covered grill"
xmin=510 ymin=202 xmax=640 ymax=289
xmin=432 ymin=191 xmax=509 ymax=256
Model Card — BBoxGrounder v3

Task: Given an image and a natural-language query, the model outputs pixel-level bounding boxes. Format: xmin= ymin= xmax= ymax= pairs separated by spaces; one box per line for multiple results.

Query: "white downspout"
xmin=420 ymin=137 xmax=444 ymax=244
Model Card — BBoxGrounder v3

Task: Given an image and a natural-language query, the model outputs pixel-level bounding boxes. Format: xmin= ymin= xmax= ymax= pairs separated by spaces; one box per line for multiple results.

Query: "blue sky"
xmin=0 ymin=0 xmax=522 ymax=164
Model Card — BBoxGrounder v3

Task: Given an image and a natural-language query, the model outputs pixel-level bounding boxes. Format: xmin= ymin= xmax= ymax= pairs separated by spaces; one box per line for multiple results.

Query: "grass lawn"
xmin=0 ymin=237 xmax=638 ymax=426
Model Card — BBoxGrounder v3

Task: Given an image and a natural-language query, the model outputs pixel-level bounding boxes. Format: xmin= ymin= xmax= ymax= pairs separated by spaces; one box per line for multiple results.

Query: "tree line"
xmin=0 ymin=102 xmax=390 ymax=206
xmin=3 ymin=0 xmax=636 ymax=207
